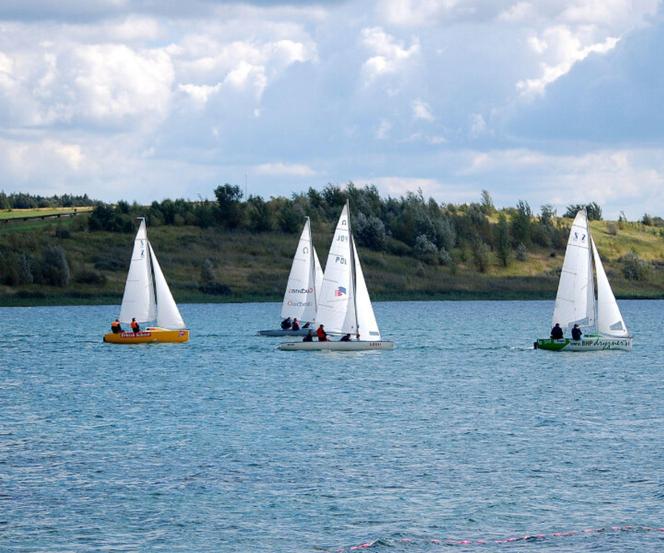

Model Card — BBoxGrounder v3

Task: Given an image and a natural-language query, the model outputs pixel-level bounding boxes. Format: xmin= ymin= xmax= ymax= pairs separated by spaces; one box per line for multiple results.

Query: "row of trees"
xmin=0 ymin=192 xmax=97 ymax=209
xmin=85 ymin=184 xmax=604 ymax=272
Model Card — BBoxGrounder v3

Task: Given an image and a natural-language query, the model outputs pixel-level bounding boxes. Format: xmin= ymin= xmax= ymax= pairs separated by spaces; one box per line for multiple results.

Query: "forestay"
xmin=281 ymin=218 xmax=320 ymax=323
xmin=149 ymin=243 xmax=186 ymax=329
xmin=119 ymin=219 xmax=156 ymax=324
xmin=552 ymin=210 xmax=595 ymax=330
xmin=592 ymin=239 xmax=629 ymax=337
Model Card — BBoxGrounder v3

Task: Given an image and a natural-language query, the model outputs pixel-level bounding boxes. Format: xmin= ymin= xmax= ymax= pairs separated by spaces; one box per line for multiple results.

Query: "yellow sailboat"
xmin=103 ymin=218 xmax=190 ymax=344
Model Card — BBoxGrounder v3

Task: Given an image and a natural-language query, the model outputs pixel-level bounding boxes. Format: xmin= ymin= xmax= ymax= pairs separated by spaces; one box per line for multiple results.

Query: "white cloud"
xmin=517 ymin=27 xmax=619 ymax=95
xmin=378 ymin=0 xmax=460 ymax=27
xmin=361 ymin=27 xmax=420 ymax=83
xmin=412 ymin=98 xmax=434 ymax=121
xmin=375 ymin=119 xmax=392 ymax=139
xmin=469 ymin=113 xmax=488 ymax=138
xmin=254 ymin=162 xmax=316 ymax=177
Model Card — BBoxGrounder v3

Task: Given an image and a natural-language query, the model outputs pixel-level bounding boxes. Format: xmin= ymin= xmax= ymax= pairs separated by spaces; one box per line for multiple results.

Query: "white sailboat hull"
xmin=278 ymin=340 xmax=395 ymax=351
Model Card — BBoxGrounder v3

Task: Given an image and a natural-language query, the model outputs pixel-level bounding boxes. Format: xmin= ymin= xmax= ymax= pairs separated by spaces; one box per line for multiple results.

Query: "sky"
xmin=0 ymin=0 xmax=663 ymax=218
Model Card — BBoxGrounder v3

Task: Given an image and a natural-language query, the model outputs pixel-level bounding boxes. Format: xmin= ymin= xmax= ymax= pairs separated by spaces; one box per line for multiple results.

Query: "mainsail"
xmin=280 ymin=218 xmax=321 ymax=323
xmin=316 ymin=202 xmax=381 ymax=340
xmin=591 ymin=239 xmax=629 ymax=337
xmin=552 ymin=210 xmax=595 ymax=330
xmin=119 ymin=219 xmax=156 ymax=324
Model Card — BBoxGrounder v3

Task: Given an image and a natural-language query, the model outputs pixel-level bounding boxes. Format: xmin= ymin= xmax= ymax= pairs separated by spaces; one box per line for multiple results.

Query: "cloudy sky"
xmin=0 ymin=0 xmax=663 ymax=217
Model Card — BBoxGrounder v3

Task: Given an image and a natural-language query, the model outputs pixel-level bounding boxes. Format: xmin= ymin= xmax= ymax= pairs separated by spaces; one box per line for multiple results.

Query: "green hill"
xmin=1 ymin=211 xmax=663 ymax=307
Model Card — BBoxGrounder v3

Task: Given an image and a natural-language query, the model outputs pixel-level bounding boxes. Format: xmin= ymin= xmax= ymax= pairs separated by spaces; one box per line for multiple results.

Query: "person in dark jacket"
xmin=339 ymin=333 xmax=351 ymax=342
xmin=571 ymin=324 xmax=582 ymax=341
xmin=551 ymin=323 xmax=564 ymax=340
xmin=316 ymin=324 xmax=328 ymax=342
xmin=292 ymin=318 xmax=300 ymax=331
xmin=281 ymin=317 xmax=292 ymax=330
xmin=303 ymin=330 xmax=314 ymax=342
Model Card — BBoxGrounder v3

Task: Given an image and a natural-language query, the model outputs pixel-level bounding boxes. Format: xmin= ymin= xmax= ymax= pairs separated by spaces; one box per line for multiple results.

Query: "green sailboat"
xmin=535 ymin=209 xmax=632 ymax=352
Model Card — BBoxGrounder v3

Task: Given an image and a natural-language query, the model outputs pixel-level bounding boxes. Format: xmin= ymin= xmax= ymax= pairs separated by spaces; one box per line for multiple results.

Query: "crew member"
xmin=281 ymin=317 xmax=292 ymax=330
xmin=303 ymin=330 xmax=314 ymax=342
xmin=111 ymin=319 xmax=122 ymax=334
xmin=551 ymin=323 xmax=564 ymax=340
xmin=316 ymin=324 xmax=328 ymax=342
xmin=340 ymin=333 xmax=351 ymax=342
xmin=571 ymin=324 xmax=582 ymax=341
xmin=292 ymin=318 xmax=300 ymax=331
xmin=131 ymin=318 xmax=140 ymax=333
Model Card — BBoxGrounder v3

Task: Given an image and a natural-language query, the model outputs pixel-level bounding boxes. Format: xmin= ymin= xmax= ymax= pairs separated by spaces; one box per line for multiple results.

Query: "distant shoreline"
xmin=2 ymin=289 xmax=663 ymax=308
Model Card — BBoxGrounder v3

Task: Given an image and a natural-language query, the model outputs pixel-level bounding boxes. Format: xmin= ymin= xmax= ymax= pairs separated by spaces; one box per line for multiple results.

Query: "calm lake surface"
xmin=2 ymin=300 xmax=663 ymax=552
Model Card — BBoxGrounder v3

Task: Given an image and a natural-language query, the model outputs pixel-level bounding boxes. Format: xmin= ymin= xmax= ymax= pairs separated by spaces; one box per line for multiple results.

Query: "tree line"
xmin=0 ymin=184 xmax=654 ymax=291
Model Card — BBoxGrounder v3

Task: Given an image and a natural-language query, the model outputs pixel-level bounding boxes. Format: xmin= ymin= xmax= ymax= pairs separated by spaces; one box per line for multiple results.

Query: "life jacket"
xmin=316 ymin=327 xmax=327 ymax=341
xmin=131 ymin=321 xmax=139 ymax=330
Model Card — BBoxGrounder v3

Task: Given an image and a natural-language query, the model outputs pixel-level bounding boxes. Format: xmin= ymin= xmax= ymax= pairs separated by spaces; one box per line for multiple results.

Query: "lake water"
xmin=2 ymin=300 xmax=663 ymax=552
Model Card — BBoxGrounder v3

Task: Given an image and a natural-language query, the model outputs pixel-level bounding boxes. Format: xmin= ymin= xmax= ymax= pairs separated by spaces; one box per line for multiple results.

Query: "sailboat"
xmin=103 ymin=218 xmax=190 ymax=344
xmin=257 ymin=217 xmax=323 ymax=336
xmin=279 ymin=201 xmax=394 ymax=351
xmin=535 ymin=209 xmax=631 ymax=352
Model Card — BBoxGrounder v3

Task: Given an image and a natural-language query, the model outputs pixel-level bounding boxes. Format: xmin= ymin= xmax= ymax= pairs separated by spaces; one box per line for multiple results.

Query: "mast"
xmin=345 ymin=200 xmax=359 ymax=337
xmin=308 ymin=217 xmax=317 ymax=315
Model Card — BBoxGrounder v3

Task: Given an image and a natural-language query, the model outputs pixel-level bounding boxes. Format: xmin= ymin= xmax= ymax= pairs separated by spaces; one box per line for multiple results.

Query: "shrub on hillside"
xmin=40 ymin=245 xmax=70 ymax=287
xmin=622 ymin=251 xmax=649 ymax=281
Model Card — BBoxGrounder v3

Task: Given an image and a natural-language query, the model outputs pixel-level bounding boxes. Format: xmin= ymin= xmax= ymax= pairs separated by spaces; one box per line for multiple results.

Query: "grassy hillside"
xmin=1 ymin=213 xmax=664 ymax=306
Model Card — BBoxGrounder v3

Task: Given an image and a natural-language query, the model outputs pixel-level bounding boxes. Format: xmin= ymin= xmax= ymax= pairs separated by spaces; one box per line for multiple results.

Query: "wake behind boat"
xmin=257 ymin=217 xmax=322 ymax=337
xmin=103 ymin=218 xmax=190 ymax=344
xmin=535 ymin=209 xmax=631 ymax=352
xmin=279 ymin=201 xmax=394 ymax=352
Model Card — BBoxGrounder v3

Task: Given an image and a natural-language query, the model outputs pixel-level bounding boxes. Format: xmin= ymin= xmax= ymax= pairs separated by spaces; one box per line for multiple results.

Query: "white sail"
xmin=119 ymin=219 xmax=156 ymax=324
xmin=552 ymin=210 xmax=595 ymax=330
xmin=316 ymin=204 xmax=353 ymax=334
xmin=314 ymin=247 xmax=323 ymax=305
xmin=281 ymin=218 xmax=319 ymax=323
xmin=149 ymin=243 xmax=186 ymax=330
xmin=592 ymin=239 xmax=628 ymax=337
xmin=350 ymin=242 xmax=381 ymax=340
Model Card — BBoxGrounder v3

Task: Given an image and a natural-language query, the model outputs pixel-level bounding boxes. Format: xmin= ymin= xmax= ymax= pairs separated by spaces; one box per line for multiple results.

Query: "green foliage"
xmin=40 ymin=245 xmax=70 ymax=287
xmin=355 ymin=212 xmax=386 ymax=251
xmin=480 ymin=190 xmax=495 ymax=214
xmin=247 ymin=196 xmax=273 ymax=232
xmin=564 ymin=202 xmax=602 ymax=221
xmin=496 ymin=213 xmax=511 ymax=267
xmin=472 ymin=238 xmax=490 ymax=272
xmin=622 ymin=251 xmax=649 ymax=281
xmin=74 ymin=269 xmax=107 ymax=285
xmin=510 ymin=200 xmax=532 ymax=246
xmin=214 ymin=184 xmax=244 ymax=228
xmin=199 ymin=258 xmax=232 ymax=295
xmin=414 ymin=234 xmax=439 ymax=265
xmin=515 ymin=242 xmax=528 ymax=262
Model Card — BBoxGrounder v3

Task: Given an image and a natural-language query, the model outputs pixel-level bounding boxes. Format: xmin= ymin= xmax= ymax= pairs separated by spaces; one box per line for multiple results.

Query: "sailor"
xmin=571 ymin=324 xmax=582 ymax=341
xmin=551 ymin=323 xmax=564 ymax=340
xmin=302 ymin=321 xmax=311 ymax=329
xmin=316 ymin=324 xmax=328 ymax=342
xmin=281 ymin=317 xmax=292 ymax=330
xmin=339 ymin=333 xmax=351 ymax=342
xmin=292 ymin=318 xmax=300 ymax=331
xmin=130 ymin=318 xmax=140 ymax=333
xmin=302 ymin=330 xmax=314 ymax=342
xmin=111 ymin=319 xmax=122 ymax=334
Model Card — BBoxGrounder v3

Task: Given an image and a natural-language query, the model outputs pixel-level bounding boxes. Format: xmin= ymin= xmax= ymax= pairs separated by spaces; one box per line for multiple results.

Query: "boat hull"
xmin=278 ymin=340 xmax=394 ymax=351
xmin=257 ymin=328 xmax=310 ymax=337
xmin=535 ymin=336 xmax=632 ymax=352
xmin=103 ymin=328 xmax=190 ymax=344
